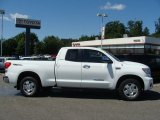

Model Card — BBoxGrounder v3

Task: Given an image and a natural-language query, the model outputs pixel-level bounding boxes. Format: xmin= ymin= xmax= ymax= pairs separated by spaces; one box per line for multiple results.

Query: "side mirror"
xmin=102 ymin=56 xmax=113 ymax=64
xmin=106 ymin=59 xmax=113 ymax=64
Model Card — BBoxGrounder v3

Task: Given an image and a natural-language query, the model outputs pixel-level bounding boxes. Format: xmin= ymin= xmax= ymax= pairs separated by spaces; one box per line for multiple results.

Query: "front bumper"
xmin=143 ymin=77 xmax=153 ymax=90
xmin=3 ymin=76 xmax=9 ymax=83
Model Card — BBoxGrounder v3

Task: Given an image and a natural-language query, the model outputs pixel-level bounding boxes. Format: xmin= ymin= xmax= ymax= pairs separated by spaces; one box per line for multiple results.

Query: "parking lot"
xmin=0 ymin=73 xmax=160 ymax=120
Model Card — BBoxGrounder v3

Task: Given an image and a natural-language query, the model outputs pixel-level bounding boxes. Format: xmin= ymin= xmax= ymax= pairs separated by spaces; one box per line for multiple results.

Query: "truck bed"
xmin=5 ymin=60 xmax=56 ymax=87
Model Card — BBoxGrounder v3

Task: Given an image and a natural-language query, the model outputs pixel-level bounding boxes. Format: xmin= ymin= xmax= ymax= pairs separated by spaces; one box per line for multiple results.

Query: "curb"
xmin=154 ymin=83 xmax=160 ymax=87
xmin=0 ymin=73 xmax=4 ymax=76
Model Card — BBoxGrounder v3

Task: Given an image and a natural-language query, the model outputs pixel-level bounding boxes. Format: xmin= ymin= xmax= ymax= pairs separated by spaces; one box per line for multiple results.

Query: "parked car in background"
xmin=0 ymin=57 xmax=5 ymax=71
xmin=0 ymin=57 xmax=16 ymax=72
xmin=20 ymin=56 xmax=42 ymax=60
xmin=115 ymin=55 xmax=160 ymax=82
xmin=20 ymin=56 xmax=51 ymax=61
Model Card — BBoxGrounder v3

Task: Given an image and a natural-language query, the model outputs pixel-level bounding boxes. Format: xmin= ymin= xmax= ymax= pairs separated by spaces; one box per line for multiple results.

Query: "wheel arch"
xmin=116 ymin=75 xmax=144 ymax=90
xmin=17 ymin=71 xmax=42 ymax=90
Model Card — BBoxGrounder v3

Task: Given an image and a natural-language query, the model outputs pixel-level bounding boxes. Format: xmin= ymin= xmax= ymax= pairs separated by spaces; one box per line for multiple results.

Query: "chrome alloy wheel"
xmin=123 ymin=83 xmax=138 ymax=98
xmin=23 ymin=80 xmax=36 ymax=95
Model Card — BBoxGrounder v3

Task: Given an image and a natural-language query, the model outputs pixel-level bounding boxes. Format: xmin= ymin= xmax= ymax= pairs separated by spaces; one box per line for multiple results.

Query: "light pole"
xmin=97 ymin=13 xmax=107 ymax=49
xmin=0 ymin=9 xmax=5 ymax=56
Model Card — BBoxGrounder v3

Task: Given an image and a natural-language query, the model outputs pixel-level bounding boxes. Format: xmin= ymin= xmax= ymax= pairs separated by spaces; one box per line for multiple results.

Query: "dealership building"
xmin=72 ymin=36 xmax=160 ymax=55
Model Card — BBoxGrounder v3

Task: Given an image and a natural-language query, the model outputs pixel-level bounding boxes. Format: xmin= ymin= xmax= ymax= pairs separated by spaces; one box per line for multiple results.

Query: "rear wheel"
xmin=20 ymin=77 xmax=40 ymax=97
xmin=118 ymin=79 xmax=142 ymax=101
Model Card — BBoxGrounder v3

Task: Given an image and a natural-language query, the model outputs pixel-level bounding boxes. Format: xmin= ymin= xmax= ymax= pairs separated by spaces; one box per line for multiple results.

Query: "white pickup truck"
xmin=3 ymin=47 xmax=153 ymax=100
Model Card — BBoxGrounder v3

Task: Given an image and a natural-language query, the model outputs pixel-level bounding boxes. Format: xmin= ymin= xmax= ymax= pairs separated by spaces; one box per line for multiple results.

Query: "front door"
xmin=81 ymin=49 xmax=114 ymax=88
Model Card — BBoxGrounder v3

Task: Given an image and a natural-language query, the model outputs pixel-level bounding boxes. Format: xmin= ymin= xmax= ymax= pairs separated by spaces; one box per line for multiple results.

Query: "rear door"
xmin=81 ymin=49 xmax=114 ymax=88
xmin=56 ymin=49 xmax=82 ymax=87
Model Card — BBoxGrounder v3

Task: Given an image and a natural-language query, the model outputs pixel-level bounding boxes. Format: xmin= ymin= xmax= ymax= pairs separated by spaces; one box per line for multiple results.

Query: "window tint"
xmin=65 ymin=49 xmax=80 ymax=62
xmin=83 ymin=49 xmax=109 ymax=63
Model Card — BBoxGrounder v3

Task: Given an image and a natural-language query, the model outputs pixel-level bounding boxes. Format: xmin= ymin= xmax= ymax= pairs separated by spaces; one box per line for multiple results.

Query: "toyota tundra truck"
xmin=3 ymin=47 xmax=153 ymax=100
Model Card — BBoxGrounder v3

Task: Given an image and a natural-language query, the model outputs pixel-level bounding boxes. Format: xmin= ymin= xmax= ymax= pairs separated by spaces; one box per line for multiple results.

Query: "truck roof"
xmin=62 ymin=47 xmax=102 ymax=50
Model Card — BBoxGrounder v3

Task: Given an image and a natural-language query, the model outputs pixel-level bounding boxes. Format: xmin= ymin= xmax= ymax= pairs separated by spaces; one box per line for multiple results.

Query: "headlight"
xmin=142 ymin=68 xmax=151 ymax=76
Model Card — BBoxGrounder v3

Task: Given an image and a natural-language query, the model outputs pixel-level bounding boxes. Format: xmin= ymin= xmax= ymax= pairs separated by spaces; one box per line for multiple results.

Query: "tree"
xmin=155 ymin=17 xmax=160 ymax=33
xmin=13 ymin=32 xmax=39 ymax=55
xmin=16 ymin=38 xmax=25 ymax=55
xmin=127 ymin=20 xmax=143 ymax=37
xmin=43 ymin=36 xmax=63 ymax=54
xmin=79 ymin=35 xmax=100 ymax=41
xmin=61 ymin=38 xmax=77 ymax=47
xmin=2 ymin=38 xmax=17 ymax=56
xmin=143 ymin=27 xmax=150 ymax=36
xmin=29 ymin=33 xmax=39 ymax=55
xmin=152 ymin=17 xmax=160 ymax=37
xmin=105 ymin=21 xmax=126 ymax=39
xmin=34 ymin=41 xmax=45 ymax=55
xmin=127 ymin=20 xmax=149 ymax=37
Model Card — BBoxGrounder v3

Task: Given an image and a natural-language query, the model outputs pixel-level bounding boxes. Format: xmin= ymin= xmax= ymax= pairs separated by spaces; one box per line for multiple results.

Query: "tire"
xmin=118 ymin=79 xmax=142 ymax=101
xmin=20 ymin=77 xmax=40 ymax=97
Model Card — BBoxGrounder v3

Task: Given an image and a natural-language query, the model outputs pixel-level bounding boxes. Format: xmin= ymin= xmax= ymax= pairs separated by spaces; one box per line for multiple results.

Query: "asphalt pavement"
xmin=0 ymin=73 xmax=160 ymax=120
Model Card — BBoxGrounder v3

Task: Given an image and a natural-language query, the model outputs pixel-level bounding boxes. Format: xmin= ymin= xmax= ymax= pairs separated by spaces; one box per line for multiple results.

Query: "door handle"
xmin=83 ymin=65 xmax=90 ymax=69
xmin=115 ymin=67 xmax=121 ymax=70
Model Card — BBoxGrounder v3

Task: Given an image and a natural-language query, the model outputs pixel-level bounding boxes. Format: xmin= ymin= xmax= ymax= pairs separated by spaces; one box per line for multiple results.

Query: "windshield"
xmin=100 ymin=49 xmax=121 ymax=62
xmin=107 ymin=52 xmax=121 ymax=62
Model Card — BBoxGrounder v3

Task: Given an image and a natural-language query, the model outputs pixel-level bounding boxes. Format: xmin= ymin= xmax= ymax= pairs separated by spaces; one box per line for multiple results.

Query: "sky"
xmin=0 ymin=0 xmax=160 ymax=40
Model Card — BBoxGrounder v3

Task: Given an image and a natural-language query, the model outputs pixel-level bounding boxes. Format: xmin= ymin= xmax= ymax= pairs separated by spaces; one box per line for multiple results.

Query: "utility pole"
xmin=0 ymin=9 xmax=5 ymax=56
xmin=97 ymin=13 xmax=108 ymax=49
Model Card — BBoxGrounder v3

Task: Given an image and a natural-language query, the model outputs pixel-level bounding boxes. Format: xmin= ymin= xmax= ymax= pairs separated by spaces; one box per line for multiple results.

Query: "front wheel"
xmin=20 ymin=77 xmax=40 ymax=97
xmin=118 ymin=79 xmax=142 ymax=101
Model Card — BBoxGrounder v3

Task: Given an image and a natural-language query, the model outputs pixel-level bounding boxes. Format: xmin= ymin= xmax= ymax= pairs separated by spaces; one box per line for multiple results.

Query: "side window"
xmin=83 ymin=49 xmax=110 ymax=63
xmin=65 ymin=49 xmax=80 ymax=62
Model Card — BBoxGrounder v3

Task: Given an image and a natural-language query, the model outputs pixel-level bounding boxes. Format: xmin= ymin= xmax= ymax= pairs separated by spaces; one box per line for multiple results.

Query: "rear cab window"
xmin=65 ymin=49 xmax=81 ymax=62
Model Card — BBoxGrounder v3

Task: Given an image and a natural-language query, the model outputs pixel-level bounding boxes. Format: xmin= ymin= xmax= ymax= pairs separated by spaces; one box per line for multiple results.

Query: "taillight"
xmin=4 ymin=62 xmax=11 ymax=69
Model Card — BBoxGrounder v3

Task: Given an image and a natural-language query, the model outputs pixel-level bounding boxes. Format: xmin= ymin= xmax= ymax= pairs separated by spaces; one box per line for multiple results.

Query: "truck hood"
xmin=121 ymin=61 xmax=149 ymax=68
